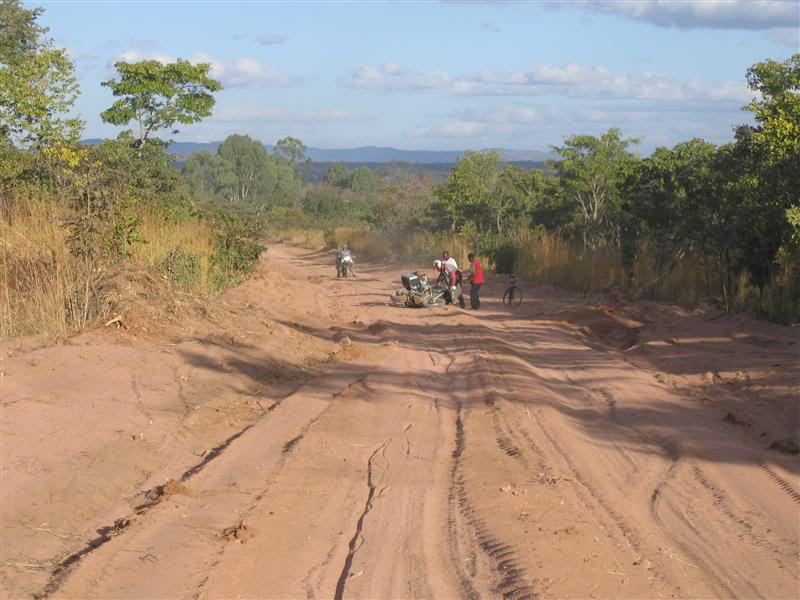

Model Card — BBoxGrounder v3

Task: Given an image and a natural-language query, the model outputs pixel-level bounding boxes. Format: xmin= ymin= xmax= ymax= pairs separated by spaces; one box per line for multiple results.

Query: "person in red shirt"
xmin=467 ymin=253 xmax=484 ymax=310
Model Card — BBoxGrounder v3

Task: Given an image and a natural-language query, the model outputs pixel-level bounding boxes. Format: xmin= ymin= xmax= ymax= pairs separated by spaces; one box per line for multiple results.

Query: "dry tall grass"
xmin=1 ymin=197 xmax=226 ymax=339
xmin=333 ymin=227 xmax=472 ymax=268
xmin=514 ymin=230 xmax=624 ymax=291
xmin=264 ymin=221 xmax=797 ymax=322
xmin=1 ymin=196 xmax=109 ymax=338
xmin=131 ymin=209 xmax=217 ymax=294
xmin=272 ymin=228 xmax=327 ymax=248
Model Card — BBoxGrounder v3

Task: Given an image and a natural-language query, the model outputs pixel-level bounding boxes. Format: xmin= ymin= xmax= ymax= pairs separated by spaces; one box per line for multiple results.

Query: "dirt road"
xmin=2 ymin=243 xmax=798 ymax=599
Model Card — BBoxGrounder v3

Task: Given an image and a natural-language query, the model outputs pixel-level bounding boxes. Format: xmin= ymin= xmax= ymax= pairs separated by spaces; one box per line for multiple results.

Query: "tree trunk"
xmin=137 ymin=111 xmax=144 ymax=146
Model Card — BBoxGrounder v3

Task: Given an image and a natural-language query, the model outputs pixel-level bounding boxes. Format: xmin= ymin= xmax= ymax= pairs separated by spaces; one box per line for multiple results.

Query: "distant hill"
xmin=81 ymin=139 xmax=554 ymax=164
xmin=306 ymin=160 xmax=547 ymax=183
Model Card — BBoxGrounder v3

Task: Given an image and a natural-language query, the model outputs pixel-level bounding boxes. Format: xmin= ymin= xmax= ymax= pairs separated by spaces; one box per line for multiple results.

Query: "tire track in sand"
xmin=447 ymin=404 xmax=537 ymax=600
xmin=690 ymin=466 xmax=798 ymax=578
xmin=758 ymin=461 xmax=800 ymax=504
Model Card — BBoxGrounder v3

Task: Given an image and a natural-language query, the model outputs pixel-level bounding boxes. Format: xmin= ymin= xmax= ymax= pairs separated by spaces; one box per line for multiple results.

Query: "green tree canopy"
xmin=0 ymin=0 xmax=82 ymax=147
xmin=623 ymin=139 xmax=718 ymax=270
xmin=432 ymin=151 xmax=541 ymax=236
xmin=742 ymin=54 xmax=800 ymax=162
xmin=323 ymin=162 xmax=350 ymax=187
xmin=348 ymin=165 xmax=379 ymax=194
xmin=183 ymin=134 xmax=300 ymax=208
xmin=550 ymin=128 xmax=638 ymax=250
xmin=101 ymin=59 xmax=222 ymax=145
xmin=274 ymin=136 xmax=311 ymax=178
xmin=0 ymin=0 xmax=45 ymax=65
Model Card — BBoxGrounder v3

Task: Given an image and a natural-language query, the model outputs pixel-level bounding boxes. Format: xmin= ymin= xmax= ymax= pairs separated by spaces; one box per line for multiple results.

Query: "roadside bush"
xmin=210 ymin=230 xmax=263 ymax=290
xmin=161 ymin=246 xmax=201 ymax=290
xmin=491 ymin=241 xmax=518 ymax=274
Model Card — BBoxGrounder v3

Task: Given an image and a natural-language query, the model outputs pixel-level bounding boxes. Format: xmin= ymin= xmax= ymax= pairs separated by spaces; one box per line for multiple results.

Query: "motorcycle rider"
xmin=433 ymin=259 xmax=465 ymax=309
xmin=336 ymin=245 xmax=354 ymax=277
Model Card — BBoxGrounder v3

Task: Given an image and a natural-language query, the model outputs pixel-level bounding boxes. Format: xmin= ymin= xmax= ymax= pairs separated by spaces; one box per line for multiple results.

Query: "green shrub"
xmin=161 ymin=246 xmax=201 ymax=290
xmin=492 ymin=241 xmax=518 ymax=274
xmin=210 ymin=230 xmax=263 ymax=290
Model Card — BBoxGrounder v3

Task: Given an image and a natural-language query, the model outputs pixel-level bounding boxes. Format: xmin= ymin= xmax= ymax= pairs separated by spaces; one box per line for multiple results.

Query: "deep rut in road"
xmin=447 ymin=404 xmax=536 ymax=600
xmin=334 ymin=440 xmax=391 ymax=600
xmin=3 ymin=242 xmax=798 ymax=600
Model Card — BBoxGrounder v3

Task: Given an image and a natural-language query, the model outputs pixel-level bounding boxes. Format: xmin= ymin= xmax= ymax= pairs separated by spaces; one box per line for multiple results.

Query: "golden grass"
xmin=515 ymin=230 xmax=624 ymax=291
xmin=0 ymin=197 xmax=108 ymax=338
xmin=333 ymin=227 xmax=474 ymax=268
xmin=1 ymin=198 xmax=225 ymax=339
xmin=131 ymin=209 xmax=217 ymax=294
xmin=272 ymin=228 xmax=327 ymax=248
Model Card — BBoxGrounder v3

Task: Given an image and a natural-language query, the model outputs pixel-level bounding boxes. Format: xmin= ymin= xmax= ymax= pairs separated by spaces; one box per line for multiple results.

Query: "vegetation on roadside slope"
xmin=1 ymin=0 xmax=263 ymax=338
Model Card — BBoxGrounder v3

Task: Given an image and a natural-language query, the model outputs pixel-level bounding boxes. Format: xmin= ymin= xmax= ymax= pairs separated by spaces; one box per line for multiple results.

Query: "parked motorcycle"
xmin=389 ymin=272 xmax=446 ymax=308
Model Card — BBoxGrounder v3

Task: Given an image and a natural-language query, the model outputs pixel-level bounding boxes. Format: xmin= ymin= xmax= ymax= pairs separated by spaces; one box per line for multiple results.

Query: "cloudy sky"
xmin=37 ymin=0 xmax=799 ymax=152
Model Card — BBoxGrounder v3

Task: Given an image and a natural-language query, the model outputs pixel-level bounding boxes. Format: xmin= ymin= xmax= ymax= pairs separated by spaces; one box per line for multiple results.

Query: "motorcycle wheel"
xmin=423 ymin=298 xmax=444 ymax=308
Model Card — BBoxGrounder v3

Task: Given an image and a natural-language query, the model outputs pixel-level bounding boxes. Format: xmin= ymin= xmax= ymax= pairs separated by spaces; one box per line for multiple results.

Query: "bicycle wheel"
xmin=503 ymin=286 xmax=523 ymax=309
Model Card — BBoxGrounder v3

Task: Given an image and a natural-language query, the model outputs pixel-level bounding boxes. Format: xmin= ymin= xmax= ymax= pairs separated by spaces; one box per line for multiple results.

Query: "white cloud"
xmin=766 ymin=26 xmax=800 ymax=46
xmin=193 ymin=53 xmax=296 ymax=88
xmin=212 ymin=106 xmax=286 ymax=122
xmin=211 ymin=106 xmax=368 ymax=124
xmin=302 ymin=109 xmax=365 ymax=121
xmin=415 ymin=121 xmax=496 ymax=139
xmin=344 ymin=62 xmax=753 ymax=103
xmin=414 ymin=101 xmax=752 ymax=150
xmin=117 ymin=50 xmax=176 ymax=64
xmin=112 ymin=51 xmax=297 ymax=88
xmin=575 ymin=0 xmax=799 ymax=30
xmin=255 ymin=34 xmax=287 ymax=46
xmin=65 ymin=47 xmax=101 ymax=63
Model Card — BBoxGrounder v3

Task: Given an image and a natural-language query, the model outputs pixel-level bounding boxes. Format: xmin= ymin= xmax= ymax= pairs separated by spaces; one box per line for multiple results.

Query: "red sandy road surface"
xmin=1 ymin=242 xmax=798 ymax=599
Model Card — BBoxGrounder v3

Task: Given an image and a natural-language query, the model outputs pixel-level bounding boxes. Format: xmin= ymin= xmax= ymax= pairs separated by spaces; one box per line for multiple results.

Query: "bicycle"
xmin=502 ymin=274 xmax=523 ymax=309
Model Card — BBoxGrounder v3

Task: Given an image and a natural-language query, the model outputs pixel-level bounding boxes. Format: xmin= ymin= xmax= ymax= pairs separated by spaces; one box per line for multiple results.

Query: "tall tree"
xmin=183 ymin=134 xmax=300 ymax=208
xmin=323 ymin=162 xmax=350 ymax=187
xmin=274 ymin=136 xmax=311 ymax=178
xmin=0 ymin=0 xmax=45 ymax=65
xmin=729 ymin=54 xmax=800 ymax=289
xmin=0 ymin=0 xmax=82 ymax=148
xmin=101 ymin=59 xmax=221 ymax=145
xmin=551 ymin=128 xmax=638 ymax=251
xmin=623 ymin=139 xmax=718 ymax=271
xmin=434 ymin=151 xmax=500 ymax=233
xmin=742 ymin=54 xmax=800 ymax=163
xmin=349 ymin=165 xmax=379 ymax=194
xmin=216 ymin=134 xmax=271 ymax=203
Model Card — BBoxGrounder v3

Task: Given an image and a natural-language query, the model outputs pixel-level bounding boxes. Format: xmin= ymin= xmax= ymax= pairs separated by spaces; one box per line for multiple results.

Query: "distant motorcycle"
xmin=337 ymin=253 xmax=355 ymax=278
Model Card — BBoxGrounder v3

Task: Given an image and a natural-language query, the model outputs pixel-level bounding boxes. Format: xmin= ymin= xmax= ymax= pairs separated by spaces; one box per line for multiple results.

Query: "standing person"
xmin=467 ymin=252 xmax=484 ymax=310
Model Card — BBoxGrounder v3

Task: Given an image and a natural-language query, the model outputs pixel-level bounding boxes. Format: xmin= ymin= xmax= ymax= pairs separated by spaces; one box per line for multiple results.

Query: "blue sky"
xmin=35 ymin=0 xmax=800 ymax=152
